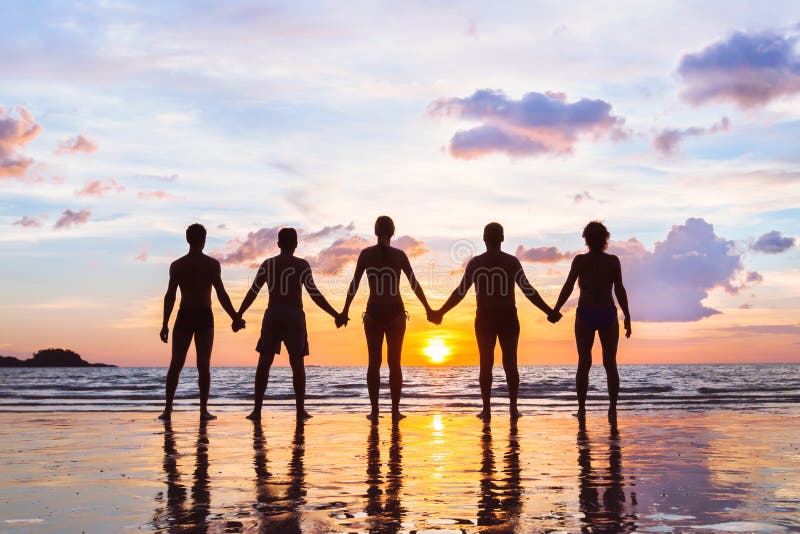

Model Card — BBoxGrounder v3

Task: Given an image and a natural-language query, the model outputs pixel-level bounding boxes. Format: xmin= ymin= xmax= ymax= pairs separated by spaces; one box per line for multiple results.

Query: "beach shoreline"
xmin=1 ymin=409 xmax=798 ymax=532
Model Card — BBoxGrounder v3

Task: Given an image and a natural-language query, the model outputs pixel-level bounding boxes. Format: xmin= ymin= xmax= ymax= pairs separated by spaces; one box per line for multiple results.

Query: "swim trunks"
xmin=256 ymin=305 xmax=309 ymax=357
xmin=576 ymin=305 xmax=618 ymax=331
xmin=474 ymin=306 xmax=520 ymax=343
xmin=174 ymin=306 xmax=214 ymax=334
xmin=363 ymin=300 xmax=406 ymax=328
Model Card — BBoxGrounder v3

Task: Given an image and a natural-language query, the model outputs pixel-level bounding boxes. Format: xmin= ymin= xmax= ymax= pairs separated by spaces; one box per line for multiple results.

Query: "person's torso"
xmin=362 ymin=245 xmax=404 ymax=304
xmin=471 ymin=251 xmax=519 ymax=309
xmin=577 ymin=252 xmax=616 ymax=308
xmin=264 ymin=254 xmax=308 ymax=308
xmin=173 ymin=253 xmax=216 ymax=308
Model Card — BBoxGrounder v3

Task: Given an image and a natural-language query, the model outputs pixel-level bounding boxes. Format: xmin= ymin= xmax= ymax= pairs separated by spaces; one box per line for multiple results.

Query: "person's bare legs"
xmin=364 ymin=316 xmax=385 ymax=422
xmin=575 ymin=317 xmax=595 ymax=417
xmin=159 ymin=328 xmax=193 ymax=420
xmin=194 ymin=328 xmax=216 ymax=420
xmin=247 ymin=353 xmax=275 ymax=420
xmin=499 ymin=320 xmax=521 ymax=419
xmin=385 ymin=314 xmax=407 ymax=420
xmin=598 ymin=321 xmax=620 ymax=417
xmin=476 ymin=330 xmax=497 ymax=421
xmin=289 ymin=354 xmax=312 ymax=420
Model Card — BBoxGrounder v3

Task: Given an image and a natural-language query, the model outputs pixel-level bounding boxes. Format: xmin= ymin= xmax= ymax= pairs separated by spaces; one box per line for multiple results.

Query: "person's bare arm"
xmin=612 ymin=256 xmax=632 ymax=338
xmin=515 ymin=260 xmax=558 ymax=319
xmin=437 ymin=259 xmax=476 ymax=318
xmin=341 ymin=251 xmax=366 ymax=319
xmin=237 ymin=261 xmax=268 ymax=317
xmin=401 ymin=251 xmax=431 ymax=313
xmin=302 ymin=261 xmax=339 ymax=319
xmin=554 ymin=256 xmax=580 ymax=313
xmin=160 ymin=263 xmax=178 ymax=342
xmin=212 ymin=260 xmax=239 ymax=321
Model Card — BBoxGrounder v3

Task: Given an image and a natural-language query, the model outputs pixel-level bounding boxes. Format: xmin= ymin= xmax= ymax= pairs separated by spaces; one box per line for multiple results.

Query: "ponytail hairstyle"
xmin=374 ymin=215 xmax=395 ymax=265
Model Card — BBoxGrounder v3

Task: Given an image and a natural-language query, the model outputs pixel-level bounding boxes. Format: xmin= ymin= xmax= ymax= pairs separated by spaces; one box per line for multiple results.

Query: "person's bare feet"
xmin=608 ymin=406 xmax=618 ymax=424
xmin=157 ymin=410 xmax=171 ymax=421
xmin=298 ymin=410 xmax=312 ymax=420
xmin=366 ymin=411 xmax=380 ymax=422
xmin=574 ymin=408 xmax=586 ymax=420
xmin=200 ymin=410 xmax=217 ymax=421
xmin=476 ymin=408 xmax=491 ymax=421
xmin=509 ymin=408 xmax=523 ymax=420
xmin=246 ymin=410 xmax=261 ymax=421
xmin=391 ymin=409 xmax=406 ymax=421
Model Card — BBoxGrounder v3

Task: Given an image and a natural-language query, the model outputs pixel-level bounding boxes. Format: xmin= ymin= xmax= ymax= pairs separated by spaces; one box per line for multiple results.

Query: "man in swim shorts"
xmin=429 ymin=223 xmax=562 ymax=420
xmin=236 ymin=228 xmax=344 ymax=421
xmin=159 ymin=223 xmax=244 ymax=421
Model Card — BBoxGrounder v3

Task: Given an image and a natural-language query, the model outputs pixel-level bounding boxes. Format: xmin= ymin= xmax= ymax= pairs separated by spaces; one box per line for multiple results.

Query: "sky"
xmin=1 ymin=1 xmax=799 ymax=367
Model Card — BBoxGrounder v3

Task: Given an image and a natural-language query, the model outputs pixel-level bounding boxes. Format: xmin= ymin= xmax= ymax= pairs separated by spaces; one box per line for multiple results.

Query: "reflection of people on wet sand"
xmin=341 ymin=216 xmax=433 ymax=421
xmin=365 ymin=419 xmax=405 ymax=533
xmin=153 ymin=419 xmax=211 ymax=531
xmin=236 ymin=228 xmax=344 ymax=421
xmin=576 ymin=417 xmax=636 ymax=532
xmin=159 ymin=223 xmax=243 ymax=421
xmin=429 ymin=222 xmax=561 ymax=420
xmin=252 ymin=420 xmax=307 ymax=533
xmin=554 ymin=221 xmax=631 ymax=418
xmin=477 ymin=420 xmax=523 ymax=528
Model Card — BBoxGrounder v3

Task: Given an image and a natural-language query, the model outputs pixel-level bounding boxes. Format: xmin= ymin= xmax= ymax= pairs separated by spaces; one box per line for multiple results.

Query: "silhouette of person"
xmin=158 ymin=223 xmax=243 ymax=421
xmin=152 ymin=419 xmax=211 ymax=531
xmin=429 ymin=222 xmax=561 ymax=420
xmin=340 ymin=216 xmax=432 ymax=421
xmin=236 ymin=228 xmax=343 ymax=421
xmin=553 ymin=221 xmax=631 ymax=417
xmin=476 ymin=420 xmax=523 ymax=528
xmin=365 ymin=419 xmax=405 ymax=533
xmin=252 ymin=419 xmax=306 ymax=532
xmin=576 ymin=415 xmax=636 ymax=532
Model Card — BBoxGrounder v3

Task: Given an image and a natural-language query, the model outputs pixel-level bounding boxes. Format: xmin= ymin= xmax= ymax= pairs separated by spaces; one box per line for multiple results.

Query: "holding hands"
xmin=547 ymin=308 xmax=562 ymax=324
xmin=231 ymin=314 xmax=246 ymax=332
xmin=427 ymin=308 xmax=443 ymax=325
xmin=335 ymin=311 xmax=349 ymax=328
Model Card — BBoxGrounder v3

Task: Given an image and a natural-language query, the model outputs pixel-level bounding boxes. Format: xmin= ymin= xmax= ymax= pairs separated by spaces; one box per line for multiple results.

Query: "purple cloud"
xmin=678 ymin=31 xmax=800 ymax=108
xmin=751 ymin=230 xmax=796 ymax=254
xmin=54 ymin=209 xmax=92 ymax=229
xmin=56 ymin=134 xmax=97 ymax=155
xmin=515 ymin=245 xmax=574 ymax=263
xmin=429 ymin=89 xmax=626 ymax=158
xmin=216 ymin=223 xmax=355 ymax=265
xmin=12 ymin=215 xmax=42 ymax=228
xmin=609 ymin=218 xmax=749 ymax=322
xmin=0 ymin=106 xmax=41 ymax=178
xmin=653 ymin=117 xmax=729 ymax=155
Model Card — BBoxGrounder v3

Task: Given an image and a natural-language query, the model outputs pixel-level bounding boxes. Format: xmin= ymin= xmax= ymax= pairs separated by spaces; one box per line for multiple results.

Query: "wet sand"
xmin=1 ymin=409 xmax=799 ymax=533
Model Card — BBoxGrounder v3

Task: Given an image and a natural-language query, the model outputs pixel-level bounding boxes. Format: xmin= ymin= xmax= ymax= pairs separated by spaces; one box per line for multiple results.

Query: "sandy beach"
xmin=1 ymin=409 xmax=798 ymax=533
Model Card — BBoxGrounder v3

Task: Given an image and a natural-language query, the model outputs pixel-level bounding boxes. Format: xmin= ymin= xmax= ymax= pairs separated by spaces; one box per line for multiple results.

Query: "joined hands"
xmin=335 ymin=312 xmax=349 ymax=329
xmin=231 ymin=315 xmax=246 ymax=333
xmin=427 ymin=308 xmax=443 ymax=325
xmin=547 ymin=309 xmax=562 ymax=324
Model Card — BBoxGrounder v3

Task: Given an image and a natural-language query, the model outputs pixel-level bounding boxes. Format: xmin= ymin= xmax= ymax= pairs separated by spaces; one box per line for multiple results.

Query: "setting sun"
xmin=423 ymin=337 xmax=451 ymax=364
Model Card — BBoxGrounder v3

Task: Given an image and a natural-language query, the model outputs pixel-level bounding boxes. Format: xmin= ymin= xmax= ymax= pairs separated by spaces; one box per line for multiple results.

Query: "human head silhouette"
xmin=375 ymin=215 xmax=395 ymax=241
xmin=278 ymin=227 xmax=298 ymax=253
xmin=583 ymin=221 xmax=610 ymax=252
xmin=483 ymin=222 xmax=504 ymax=248
xmin=186 ymin=223 xmax=207 ymax=249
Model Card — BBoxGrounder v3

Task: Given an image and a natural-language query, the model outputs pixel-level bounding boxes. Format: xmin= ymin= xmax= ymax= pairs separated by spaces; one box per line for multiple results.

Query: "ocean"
xmin=1 ymin=363 xmax=798 ymax=413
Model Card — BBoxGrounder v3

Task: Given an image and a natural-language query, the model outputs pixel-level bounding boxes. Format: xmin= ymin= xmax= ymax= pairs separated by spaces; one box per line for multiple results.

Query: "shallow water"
xmin=1 ymin=410 xmax=798 ymax=533
xmin=1 ymin=364 xmax=798 ymax=414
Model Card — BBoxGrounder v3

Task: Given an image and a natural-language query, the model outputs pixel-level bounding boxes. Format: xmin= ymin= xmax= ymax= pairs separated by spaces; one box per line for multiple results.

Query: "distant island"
xmin=0 ymin=348 xmax=116 ymax=367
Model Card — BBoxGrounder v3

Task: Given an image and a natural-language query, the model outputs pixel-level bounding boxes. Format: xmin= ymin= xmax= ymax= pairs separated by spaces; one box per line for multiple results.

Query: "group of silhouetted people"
xmin=158 ymin=217 xmax=631 ymax=423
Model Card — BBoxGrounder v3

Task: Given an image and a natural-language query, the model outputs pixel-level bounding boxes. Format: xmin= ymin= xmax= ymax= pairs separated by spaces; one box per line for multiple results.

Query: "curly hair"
xmin=582 ymin=221 xmax=610 ymax=252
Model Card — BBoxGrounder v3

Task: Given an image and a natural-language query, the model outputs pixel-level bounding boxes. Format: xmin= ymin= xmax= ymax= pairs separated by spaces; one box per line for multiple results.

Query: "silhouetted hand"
xmin=624 ymin=317 xmax=632 ymax=338
xmin=427 ymin=309 xmax=443 ymax=325
xmin=335 ymin=313 xmax=349 ymax=328
xmin=159 ymin=325 xmax=169 ymax=343
xmin=232 ymin=316 xmax=246 ymax=332
xmin=547 ymin=310 xmax=562 ymax=324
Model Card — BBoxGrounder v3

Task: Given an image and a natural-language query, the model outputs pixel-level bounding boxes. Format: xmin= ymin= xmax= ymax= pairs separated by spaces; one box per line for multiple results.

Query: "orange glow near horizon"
xmin=422 ymin=336 xmax=452 ymax=364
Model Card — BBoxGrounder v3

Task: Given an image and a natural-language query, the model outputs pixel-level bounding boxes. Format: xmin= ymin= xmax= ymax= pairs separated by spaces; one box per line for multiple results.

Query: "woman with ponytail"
xmin=341 ymin=216 xmax=433 ymax=421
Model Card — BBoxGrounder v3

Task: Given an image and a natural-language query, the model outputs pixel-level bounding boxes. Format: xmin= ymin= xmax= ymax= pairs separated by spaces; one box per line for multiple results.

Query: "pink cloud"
xmin=12 ymin=216 xmax=42 ymax=228
xmin=429 ymin=89 xmax=626 ymax=159
xmin=134 ymin=250 xmax=148 ymax=262
xmin=307 ymin=234 xmax=428 ymax=274
xmin=0 ymin=106 xmax=42 ymax=179
xmin=215 ymin=223 xmax=354 ymax=265
xmin=515 ymin=245 xmax=575 ymax=263
xmin=76 ymin=178 xmax=125 ymax=197
xmin=54 ymin=209 xmax=92 ymax=229
xmin=653 ymin=117 xmax=729 ymax=155
xmin=137 ymin=190 xmax=182 ymax=200
xmin=56 ymin=135 xmax=97 ymax=155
